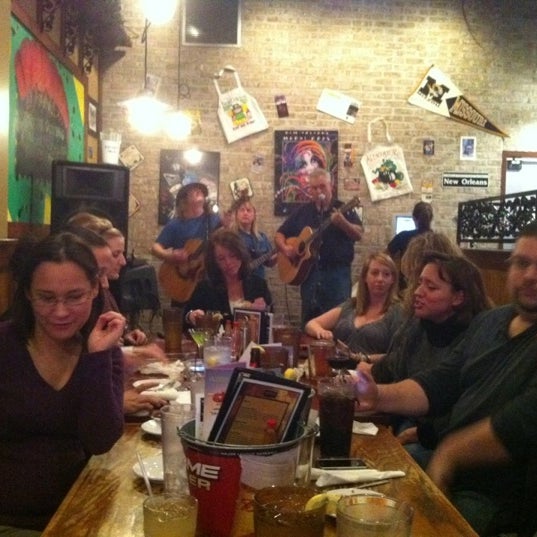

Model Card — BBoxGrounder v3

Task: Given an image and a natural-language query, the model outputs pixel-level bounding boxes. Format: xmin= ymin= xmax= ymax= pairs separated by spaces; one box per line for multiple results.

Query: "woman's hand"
xmin=123 ymin=328 xmax=148 ymax=346
xmin=123 ymin=386 xmax=167 ymax=415
xmin=88 ymin=311 xmax=126 ymax=353
xmin=186 ymin=309 xmax=205 ymax=326
xmin=354 ymin=362 xmax=380 ymax=411
xmin=249 ymin=297 xmax=268 ymax=311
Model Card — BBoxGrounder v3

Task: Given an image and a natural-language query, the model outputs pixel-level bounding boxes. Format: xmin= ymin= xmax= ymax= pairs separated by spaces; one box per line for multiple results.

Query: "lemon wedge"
xmin=304 ymin=493 xmax=327 ymax=511
xmin=283 ymin=368 xmax=298 ymax=380
xmin=325 ymin=491 xmax=343 ymax=517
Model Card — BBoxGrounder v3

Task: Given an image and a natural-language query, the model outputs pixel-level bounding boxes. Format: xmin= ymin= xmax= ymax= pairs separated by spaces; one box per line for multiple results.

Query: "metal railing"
xmin=457 ymin=190 xmax=537 ymax=245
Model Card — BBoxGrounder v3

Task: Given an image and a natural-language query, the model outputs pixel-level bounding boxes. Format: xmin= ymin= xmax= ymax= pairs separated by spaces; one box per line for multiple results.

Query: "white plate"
xmin=132 ymin=378 xmax=169 ymax=389
xmin=132 ymin=453 xmax=163 ymax=483
xmin=141 ymin=419 xmax=162 ymax=437
xmin=325 ymin=487 xmax=385 ymax=517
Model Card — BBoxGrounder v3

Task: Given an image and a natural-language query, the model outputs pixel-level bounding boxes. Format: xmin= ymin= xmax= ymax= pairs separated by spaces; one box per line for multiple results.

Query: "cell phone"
xmin=317 ymin=457 xmax=367 ymax=470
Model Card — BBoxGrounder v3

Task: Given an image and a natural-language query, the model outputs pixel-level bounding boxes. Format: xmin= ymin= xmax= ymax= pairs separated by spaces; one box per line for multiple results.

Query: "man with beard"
xmin=355 ymin=221 xmax=537 ymax=537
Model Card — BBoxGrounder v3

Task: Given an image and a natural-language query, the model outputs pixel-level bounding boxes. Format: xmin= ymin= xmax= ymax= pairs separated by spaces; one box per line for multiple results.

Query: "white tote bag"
xmin=213 ymin=66 xmax=269 ymax=144
xmin=361 ymin=117 xmax=413 ymax=202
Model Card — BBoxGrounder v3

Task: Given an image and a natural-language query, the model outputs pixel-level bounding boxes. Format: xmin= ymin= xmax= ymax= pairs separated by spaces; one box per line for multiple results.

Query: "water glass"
xmin=336 ymin=495 xmax=414 ymax=537
xmin=143 ymin=493 xmax=198 ymax=537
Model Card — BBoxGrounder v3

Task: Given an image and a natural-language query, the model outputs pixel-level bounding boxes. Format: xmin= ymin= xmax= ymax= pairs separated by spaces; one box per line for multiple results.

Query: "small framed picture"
xmin=460 ymin=136 xmax=476 ymax=160
xmin=230 ymin=177 xmax=253 ymax=200
xmin=88 ymin=99 xmax=98 ymax=135
xmin=423 ymin=139 xmax=435 ymax=156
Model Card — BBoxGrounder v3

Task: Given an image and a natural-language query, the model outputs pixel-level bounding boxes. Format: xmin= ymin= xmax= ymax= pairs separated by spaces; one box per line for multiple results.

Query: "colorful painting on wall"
xmin=274 ymin=130 xmax=338 ymax=216
xmin=9 ymin=16 xmax=85 ymax=226
xmin=158 ymin=149 xmax=220 ymax=225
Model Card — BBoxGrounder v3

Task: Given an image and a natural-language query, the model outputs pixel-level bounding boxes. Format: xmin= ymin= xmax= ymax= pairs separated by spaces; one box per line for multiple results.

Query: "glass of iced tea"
xmin=253 ymin=485 xmax=326 ymax=537
xmin=143 ymin=493 xmax=198 ymax=537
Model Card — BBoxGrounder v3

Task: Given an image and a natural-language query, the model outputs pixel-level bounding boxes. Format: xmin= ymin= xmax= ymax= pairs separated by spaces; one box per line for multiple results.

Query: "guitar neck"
xmin=249 ymin=248 xmax=277 ymax=270
xmin=306 ymin=196 xmax=361 ymax=246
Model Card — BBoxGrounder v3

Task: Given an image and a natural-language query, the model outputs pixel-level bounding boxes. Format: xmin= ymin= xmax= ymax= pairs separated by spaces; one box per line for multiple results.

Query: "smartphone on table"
xmin=316 ymin=457 xmax=367 ymax=470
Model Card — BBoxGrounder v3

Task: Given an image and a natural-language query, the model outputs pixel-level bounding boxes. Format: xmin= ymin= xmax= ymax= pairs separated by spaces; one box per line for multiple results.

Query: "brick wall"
xmin=102 ymin=0 xmax=537 ymax=325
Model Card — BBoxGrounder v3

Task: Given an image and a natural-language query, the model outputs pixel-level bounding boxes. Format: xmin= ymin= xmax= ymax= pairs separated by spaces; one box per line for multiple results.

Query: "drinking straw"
xmin=136 ymin=450 xmax=153 ymax=496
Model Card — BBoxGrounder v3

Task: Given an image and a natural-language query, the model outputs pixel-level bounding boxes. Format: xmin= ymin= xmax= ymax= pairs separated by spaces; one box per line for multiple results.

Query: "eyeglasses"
xmin=30 ymin=290 xmax=94 ymax=310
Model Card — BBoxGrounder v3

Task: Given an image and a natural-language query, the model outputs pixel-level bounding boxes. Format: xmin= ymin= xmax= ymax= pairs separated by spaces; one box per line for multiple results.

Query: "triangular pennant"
xmin=408 ymin=65 xmax=508 ymax=138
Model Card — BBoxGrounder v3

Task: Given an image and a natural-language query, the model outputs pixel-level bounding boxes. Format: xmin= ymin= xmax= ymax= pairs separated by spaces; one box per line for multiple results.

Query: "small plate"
xmin=132 ymin=453 xmax=163 ymax=483
xmin=141 ymin=419 xmax=162 ymax=437
xmin=325 ymin=488 xmax=385 ymax=517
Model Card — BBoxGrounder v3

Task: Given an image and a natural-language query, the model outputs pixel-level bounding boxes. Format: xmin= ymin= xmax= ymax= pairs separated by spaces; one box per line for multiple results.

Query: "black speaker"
xmin=50 ymin=160 xmax=130 ymax=244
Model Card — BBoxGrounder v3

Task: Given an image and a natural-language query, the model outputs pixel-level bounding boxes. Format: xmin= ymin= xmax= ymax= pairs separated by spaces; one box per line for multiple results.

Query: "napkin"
xmin=352 ymin=421 xmax=378 ymax=436
xmin=140 ymin=387 xmax=180 ymax=401
xmin=311 ymin=467 xmax=405 ymax=487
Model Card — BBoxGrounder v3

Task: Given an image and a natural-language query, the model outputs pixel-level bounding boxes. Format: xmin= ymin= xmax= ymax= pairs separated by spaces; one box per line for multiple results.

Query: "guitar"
xmin=277 ymin=196 xmax=361 ymax=286
xmin=248 ymin=247 xmax=278 ymax=272
xmin=158 ymin=238 xmax=206 ymax=303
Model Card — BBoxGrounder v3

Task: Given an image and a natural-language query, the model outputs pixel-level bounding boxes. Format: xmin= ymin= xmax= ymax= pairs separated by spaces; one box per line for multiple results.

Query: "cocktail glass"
xmin=188 ymin=328 xmax=211 ymax=381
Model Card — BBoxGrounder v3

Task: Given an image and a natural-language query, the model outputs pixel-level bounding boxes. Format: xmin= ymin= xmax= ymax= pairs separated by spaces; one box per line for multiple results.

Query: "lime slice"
xmin=304 ymin=493 xmax=327 ymax=511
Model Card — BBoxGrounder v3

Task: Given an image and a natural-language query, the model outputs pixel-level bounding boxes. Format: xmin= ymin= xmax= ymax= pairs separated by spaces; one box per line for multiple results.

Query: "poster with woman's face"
xmin=274 ymin=130 xmax=338 ymax=216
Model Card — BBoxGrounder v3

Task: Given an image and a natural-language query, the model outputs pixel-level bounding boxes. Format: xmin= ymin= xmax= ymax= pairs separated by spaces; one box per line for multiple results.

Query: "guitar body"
xmin=158 ymin=239 xmax=205 ymax=303
xmin=277 ymin=226 xmax=316 ymax=285
xmin=277 ymin=196 xmax=362 ymax=286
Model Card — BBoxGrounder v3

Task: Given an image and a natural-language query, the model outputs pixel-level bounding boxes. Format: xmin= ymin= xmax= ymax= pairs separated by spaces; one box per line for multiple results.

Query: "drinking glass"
xmin=336 ymin=495 xmax=413 ymax=537
xmin=253 ymin=485 xmax=326 ymax=537
xmin=188 ymin=328 xmax=211 ymax=381
xmin=143 ymin=493 xmax=198 ymax=537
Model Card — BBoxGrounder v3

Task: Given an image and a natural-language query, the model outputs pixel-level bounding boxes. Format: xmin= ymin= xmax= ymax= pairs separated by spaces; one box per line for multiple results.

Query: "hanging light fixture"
xmin=119 ymin=19 xmax=171 ymax=135
xmin=141 ymin=0 xmax=177 ymax=25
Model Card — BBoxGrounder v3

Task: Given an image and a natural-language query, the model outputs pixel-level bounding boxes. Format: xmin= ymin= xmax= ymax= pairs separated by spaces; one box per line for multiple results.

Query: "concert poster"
xmin=274 ymin=130 xmax=338 ymax=216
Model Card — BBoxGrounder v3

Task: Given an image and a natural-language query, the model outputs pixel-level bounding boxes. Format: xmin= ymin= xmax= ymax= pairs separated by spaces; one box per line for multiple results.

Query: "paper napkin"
xmin=311 ymin=467 xmax=405 ymax=487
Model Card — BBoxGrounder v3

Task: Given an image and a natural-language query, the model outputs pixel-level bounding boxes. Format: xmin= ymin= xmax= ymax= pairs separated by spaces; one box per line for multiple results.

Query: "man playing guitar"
xmin=151 ymin=182 xmax=225 ymax=304
xmin=274 ymin=168 xmax=363 ymax=326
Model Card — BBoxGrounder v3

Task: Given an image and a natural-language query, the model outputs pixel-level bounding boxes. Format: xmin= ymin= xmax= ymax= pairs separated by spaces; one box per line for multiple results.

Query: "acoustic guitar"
xmin=277 ymin=196 xmax=361 ymax=286
xmin=158 ymin=238 xmax=206 ymax=303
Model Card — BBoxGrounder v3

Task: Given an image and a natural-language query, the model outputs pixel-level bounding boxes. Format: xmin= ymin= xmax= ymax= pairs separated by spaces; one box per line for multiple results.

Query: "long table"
xmin=41 ymin=421 xmax=478 ymax=537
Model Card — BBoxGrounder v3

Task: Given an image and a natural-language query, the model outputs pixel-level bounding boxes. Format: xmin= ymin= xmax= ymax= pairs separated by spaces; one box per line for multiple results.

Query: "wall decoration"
xmin=423 ymin=139 xmax=435 ymax=156
xmin=274 ymin=130 xmax=338 ymax=216
xmin=230 ymin=177 xmax=253 ymax=200
xmin=158 ymin=149 xmax=220 ymax=225
xmin=87 ymin=98 xmax=98 ymax=135
xmin=9 ymin=16 xmax=85 ymax=226
xmin=120 ymin=144 xmax=144 ymax=170
xmin=316 ymin=89 xmax=360 ymax=124
xmin=274 ymin=94 xmax=289 ymax=118
xmin=408 ymin=65 xmax=507 ymax=137
xmin=460 ymin=136 xmax=476 ymax=160
xmin=361 ymin=118 xmax=413 ymax=203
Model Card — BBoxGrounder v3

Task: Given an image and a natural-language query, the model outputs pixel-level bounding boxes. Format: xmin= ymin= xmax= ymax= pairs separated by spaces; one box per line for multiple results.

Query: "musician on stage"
xmin=274 ymin=168 xmax=363 ymax=326
xmin=151 ymin=182 xmax=224 ymax=304
xmin=231 ymin=197 xmax=276 ymax=279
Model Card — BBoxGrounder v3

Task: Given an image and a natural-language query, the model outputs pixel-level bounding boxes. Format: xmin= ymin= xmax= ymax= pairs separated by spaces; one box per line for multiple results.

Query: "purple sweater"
xmin=0 ymin=321 xmax=124 ymax=530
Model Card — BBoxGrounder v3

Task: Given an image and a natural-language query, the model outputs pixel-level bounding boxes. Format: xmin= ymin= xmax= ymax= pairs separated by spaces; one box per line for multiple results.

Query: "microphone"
xmin=205 ymin=200 xmax=220 ymax=214
xmin=318 ymin=193 xmax=326 ymax=210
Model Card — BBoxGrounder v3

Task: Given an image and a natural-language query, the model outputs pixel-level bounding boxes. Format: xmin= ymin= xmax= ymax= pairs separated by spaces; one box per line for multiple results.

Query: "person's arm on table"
xmin=426 ymin=417 xmax=511 ymax=495
xmin=304 ymin=307 xmax=342 ymax=340
xmin=355 ymin=362 xmax=430 ymax=416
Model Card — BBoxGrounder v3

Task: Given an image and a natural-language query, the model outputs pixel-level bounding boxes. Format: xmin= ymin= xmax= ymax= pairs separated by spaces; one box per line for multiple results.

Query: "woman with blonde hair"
xmin=305 ymin=252 xmax=403 ymax=357
xmin=231 ymin=197 xmax=276 ymax=279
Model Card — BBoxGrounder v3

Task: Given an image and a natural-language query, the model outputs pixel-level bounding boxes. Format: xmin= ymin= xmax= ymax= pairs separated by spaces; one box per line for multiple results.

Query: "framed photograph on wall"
xmin=460 ymin=136 xmax=476 ymax=160
xmin=158 ymin=149 xmax=220 ymax=225
xmin=274 ymin=130 xmax=339 ymax=216
xmin=88 ymin=99 xmax=98 ymax=136
xmin=182 ymin=0 xmax=241 ymax=46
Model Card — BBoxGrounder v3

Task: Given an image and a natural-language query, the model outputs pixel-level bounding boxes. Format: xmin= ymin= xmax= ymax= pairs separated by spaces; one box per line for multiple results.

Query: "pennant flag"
xmin=408 ymin=65 xmax=508 ymax=138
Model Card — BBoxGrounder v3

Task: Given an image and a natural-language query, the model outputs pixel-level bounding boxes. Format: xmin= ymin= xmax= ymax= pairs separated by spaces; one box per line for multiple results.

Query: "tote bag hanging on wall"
xmin=361 ymin=117 xmax=413 ymax=202
xmin=213 ymin=66 xmax=269 ymax=144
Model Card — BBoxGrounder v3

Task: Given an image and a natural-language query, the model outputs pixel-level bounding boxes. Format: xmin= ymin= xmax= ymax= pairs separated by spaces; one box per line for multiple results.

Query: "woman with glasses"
xmin=0 ymin=232 xmax=125 ymax=534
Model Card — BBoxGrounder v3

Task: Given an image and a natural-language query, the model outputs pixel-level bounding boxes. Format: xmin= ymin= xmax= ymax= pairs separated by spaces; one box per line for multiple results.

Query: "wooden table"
xmin=41 ymin=422 xmax=477 ymax=537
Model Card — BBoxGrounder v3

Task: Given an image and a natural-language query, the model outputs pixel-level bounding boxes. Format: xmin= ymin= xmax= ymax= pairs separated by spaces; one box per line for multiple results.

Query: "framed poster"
xmin=182 ymin=0 xmax=241 ymax=46
xmin=274 ymin=130 xmax=338 ymax=216
xmin=9 ymin=16 xmax=85 ymax=226
xmin=460 ymin=136 xmax=476 ymax=160
xmin=87 ymin=98 xmax=98 ymax=135
xmin=158 ymin=149 xmax=220 ymax=225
